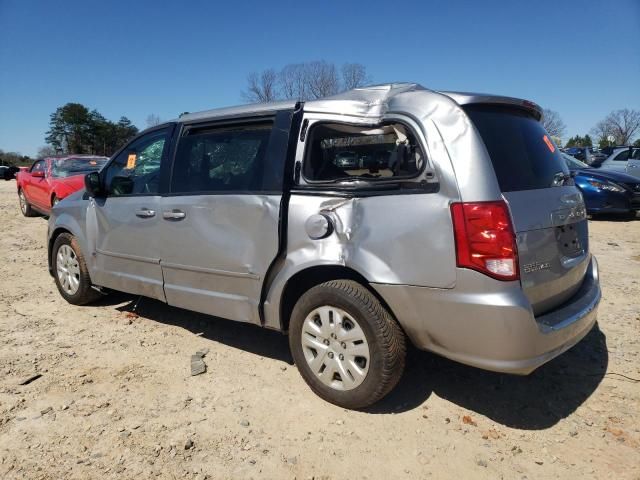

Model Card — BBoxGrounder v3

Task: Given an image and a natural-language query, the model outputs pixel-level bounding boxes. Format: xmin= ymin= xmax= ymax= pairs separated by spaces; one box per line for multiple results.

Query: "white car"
xmin=599 ymin=147 xmax=640 ymax=179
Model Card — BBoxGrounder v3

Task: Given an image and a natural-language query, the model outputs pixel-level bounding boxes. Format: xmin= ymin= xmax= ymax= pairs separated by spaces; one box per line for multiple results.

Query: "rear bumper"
xmin=372 ymin=256 xmax=600 ymax=375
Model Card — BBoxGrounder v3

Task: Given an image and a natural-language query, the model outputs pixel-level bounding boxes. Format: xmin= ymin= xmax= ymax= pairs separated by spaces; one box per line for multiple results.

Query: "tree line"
xmin=1 ymin=103 xmax=145 ymax=166
xmin=543 ymin=107 xmax=640 ymax=148
xmin=0 ymin=149 xmax=32 ymax=167
xmin=242 ymin=60 xmax=371 ymax=103
xmin=242 ymin=63 xmax=640 ymax=149
xmin=44 ymin=103 xmax=139 ymax=157
xmin=3 ymin=75 xmax=639 ymax=167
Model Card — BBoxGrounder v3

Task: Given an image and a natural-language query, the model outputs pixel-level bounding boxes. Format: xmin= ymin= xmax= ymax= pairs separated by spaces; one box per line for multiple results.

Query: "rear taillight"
xmin=450 ymin=201 xmax=519 ymax=281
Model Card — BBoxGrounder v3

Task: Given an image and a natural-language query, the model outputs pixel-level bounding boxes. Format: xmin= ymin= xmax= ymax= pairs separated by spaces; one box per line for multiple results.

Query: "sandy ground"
xmin=0 ymin=179 xmax=639 ymax=480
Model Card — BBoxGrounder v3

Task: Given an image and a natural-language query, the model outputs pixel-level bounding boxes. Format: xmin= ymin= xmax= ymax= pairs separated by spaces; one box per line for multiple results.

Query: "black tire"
xmin=18 ymin=189 xmax=38 ymax=217
xmin=52 ymin=233 xmax=101 ymax=305
xmin=289 ymin=280 xmax=406 ymax=409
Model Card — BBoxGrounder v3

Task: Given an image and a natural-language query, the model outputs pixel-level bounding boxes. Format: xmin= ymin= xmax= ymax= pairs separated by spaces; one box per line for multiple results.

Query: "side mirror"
xmin=84 ymin=172 xmax=103 ymax=197
xmin=32 ymin=170 xmax=45 ymax=178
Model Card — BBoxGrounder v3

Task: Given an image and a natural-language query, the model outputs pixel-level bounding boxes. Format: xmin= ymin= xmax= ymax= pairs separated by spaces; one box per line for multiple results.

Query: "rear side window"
xmin=614 ymin=150 xmax=630 ymax=161
xmin=303 ymin=123 xmax=425 ymax=182
xmin=464 ymin=105 xmax=567 ymax=192
xmin=171 ymin=123 xmax=272 ymax=193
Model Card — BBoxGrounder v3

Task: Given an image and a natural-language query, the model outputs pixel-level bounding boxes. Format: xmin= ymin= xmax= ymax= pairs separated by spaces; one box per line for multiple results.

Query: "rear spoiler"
xmin=438 ymin=91 xmax=543 ymax=121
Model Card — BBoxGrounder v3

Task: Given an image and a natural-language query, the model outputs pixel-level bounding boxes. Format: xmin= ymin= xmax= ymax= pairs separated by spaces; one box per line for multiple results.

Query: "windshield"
xmin=51 ymin=157 xmax=107 ymax=177
xmin=562 ymin=153 xmax=590 ymax=170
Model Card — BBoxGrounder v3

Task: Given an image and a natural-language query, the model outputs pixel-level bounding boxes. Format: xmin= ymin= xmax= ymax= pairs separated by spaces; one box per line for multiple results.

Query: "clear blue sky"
xmin=1 ymin=0 xmax=638 ymax=156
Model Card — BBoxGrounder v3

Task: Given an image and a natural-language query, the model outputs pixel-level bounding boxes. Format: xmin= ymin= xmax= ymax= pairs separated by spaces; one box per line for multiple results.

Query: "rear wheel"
xmin=289 ymin=280 xmax=406 ymax=409
xmin=52 ymin=233 xmax=101 ymax=305
xmin=18 ymin=189 xmax=37 ymax=217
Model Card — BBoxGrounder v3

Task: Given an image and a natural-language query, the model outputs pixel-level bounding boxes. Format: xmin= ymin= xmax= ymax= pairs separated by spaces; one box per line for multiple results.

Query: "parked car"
xmin=564 ymin=147 xmax=607 ymax=167
xmin=0 ymin=165 xmax=22 ymax=180
xmin=597 ymin=146 xmax=640 ymax=178
xmin=563 ymin=153 xmax=640 ymax=215
xmin=16 ymin=155 xmax=108 ymax=216
xmin=48 ymin=84 xmax=600 ymax=408
xmin=599 ymin=145 xmax=627 ymax=157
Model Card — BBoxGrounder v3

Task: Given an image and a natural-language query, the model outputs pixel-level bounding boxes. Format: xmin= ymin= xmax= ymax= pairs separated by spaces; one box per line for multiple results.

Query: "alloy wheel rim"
xmin=19 ymin=191 xmax=26 ymax=214
xmin=301 ymin=306 xmax=370 ymax=391
xmin=56 ymin=245 xmax=80 ymax=295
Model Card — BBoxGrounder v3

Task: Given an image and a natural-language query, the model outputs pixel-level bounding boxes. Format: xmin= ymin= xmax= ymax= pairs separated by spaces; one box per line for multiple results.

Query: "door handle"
xmin=163 ymin=209 xmax=186 ymax=220
xmin=135 ymin=208 xmax=156 ymax=218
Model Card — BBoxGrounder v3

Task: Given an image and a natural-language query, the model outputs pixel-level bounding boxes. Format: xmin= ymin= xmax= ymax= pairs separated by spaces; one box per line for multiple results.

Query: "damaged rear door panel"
xmin=157 ymin=111 xmax=297 ymax=324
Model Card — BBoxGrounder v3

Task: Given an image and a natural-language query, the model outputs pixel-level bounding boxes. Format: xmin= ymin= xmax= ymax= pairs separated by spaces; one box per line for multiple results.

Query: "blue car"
xmin=563 ymin=153 xmax=640 ymax=216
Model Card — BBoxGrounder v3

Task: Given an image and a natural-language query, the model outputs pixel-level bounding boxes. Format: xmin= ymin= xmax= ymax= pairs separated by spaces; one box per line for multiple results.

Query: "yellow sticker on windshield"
xmin=126 ymin=154 xmax=137 ymax=169
xmin=543 ymin=135 xmax=555 ymax=153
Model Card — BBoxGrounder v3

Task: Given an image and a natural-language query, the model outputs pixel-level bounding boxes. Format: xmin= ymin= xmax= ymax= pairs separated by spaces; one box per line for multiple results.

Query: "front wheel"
xmin=289 ymin=280 xmax=406 ymax=409
xmin=52 ymin=233 xmax=101 ymax=305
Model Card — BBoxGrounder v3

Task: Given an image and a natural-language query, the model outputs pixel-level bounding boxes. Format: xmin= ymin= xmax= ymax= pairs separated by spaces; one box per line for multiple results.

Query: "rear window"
xmin=464 ymin=105 xmax=568 ymax=192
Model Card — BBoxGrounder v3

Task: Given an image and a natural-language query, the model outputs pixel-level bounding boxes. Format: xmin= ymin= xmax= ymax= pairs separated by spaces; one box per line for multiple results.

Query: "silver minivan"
xmin=47 ymin=83 xmax=601 ymax=408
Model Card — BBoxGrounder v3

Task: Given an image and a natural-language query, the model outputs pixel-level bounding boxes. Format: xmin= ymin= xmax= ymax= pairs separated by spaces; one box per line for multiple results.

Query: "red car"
xmin=17 ymin=155 xmax=108 ymax=216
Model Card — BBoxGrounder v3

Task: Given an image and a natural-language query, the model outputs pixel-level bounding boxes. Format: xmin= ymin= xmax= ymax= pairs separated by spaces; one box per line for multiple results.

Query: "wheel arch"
xmin=277 ymin=265 xmax=399 ymax=334
xmin=48 ymin=227 xmax=73 ymax=276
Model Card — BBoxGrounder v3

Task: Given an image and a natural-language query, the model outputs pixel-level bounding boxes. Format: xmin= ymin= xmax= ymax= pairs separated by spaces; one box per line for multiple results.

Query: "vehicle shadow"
xmin=111 ymin=294 xmax=293 ymax=364
xmin=102 ymin=294 xmax=607 ymax=430
xmin=368 ymin=324 xmax=608 ymax=429
xmin=589 ymin=212 xmax=638 ymax=222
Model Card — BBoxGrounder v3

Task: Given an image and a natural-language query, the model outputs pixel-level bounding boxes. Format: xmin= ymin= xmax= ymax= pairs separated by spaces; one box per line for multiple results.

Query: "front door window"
xmin=31 ymin=160 xmax=45 ymax=174
xmin=104 ymin=129 xmax=170 ymax=196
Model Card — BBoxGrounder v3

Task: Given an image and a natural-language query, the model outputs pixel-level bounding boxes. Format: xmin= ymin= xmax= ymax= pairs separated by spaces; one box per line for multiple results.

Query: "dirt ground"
xmin=0 ymin=179 xmax=639 ymax=480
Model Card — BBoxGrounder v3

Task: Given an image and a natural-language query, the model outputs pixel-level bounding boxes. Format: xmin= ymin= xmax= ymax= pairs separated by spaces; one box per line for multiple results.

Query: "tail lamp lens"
xmin=450 ymin=201 xmax=519 ymax=281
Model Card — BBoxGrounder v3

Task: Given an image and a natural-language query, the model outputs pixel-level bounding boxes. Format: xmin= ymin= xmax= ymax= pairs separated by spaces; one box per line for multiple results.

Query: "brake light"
xmin=450 ymin=201 xmax=519 ymax=281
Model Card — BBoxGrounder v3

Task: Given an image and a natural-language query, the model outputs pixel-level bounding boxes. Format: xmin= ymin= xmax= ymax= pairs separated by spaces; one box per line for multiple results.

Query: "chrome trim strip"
xmin=160 ymin=261 xmax=260 ymax=280
xmin=95 ymin=248 xmax=160 ymax=264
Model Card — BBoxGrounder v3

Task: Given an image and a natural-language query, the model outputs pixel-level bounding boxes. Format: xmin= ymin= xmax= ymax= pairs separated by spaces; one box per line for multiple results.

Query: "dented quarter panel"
xmin=385 ymin=89 xmax=503 ymax=202
xmin=262 ymin=192 xmax=457 ymax=330
xmin=303 ymin=86 xmax=503 ymax=202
